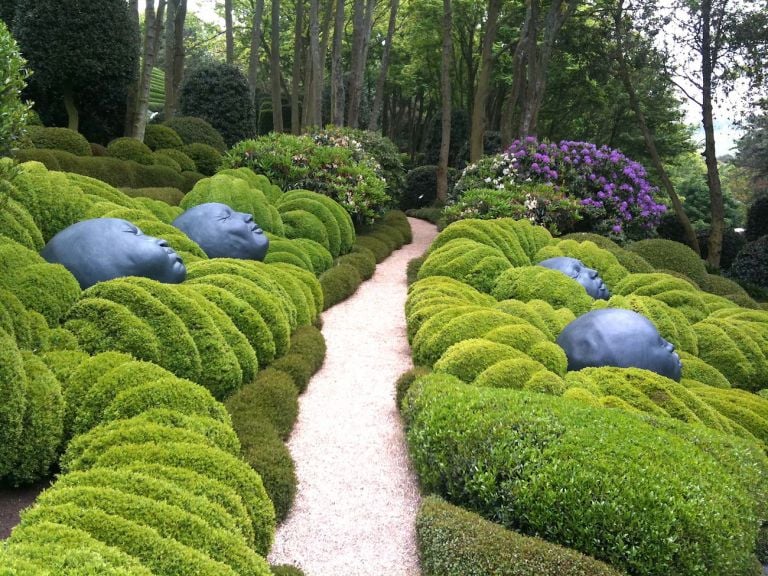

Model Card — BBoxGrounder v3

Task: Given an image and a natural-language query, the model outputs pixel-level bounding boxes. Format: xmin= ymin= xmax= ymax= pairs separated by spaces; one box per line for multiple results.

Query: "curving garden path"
xmin=268 ymin=217 xmax=437 ymax=575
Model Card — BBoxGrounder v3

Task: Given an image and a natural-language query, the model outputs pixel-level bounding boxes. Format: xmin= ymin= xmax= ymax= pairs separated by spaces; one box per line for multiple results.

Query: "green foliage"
xmin=281 ymin=210 xmax=330 ymax=249
xmin=164 ymin=116 xmax=227 ymax=153
xmin=156 ymin=148 xmax=197 ymax=172
xmin=417 ymin=496 xmax=622 ymax=576
xmin=401 ymin=165 xmax=459 ymax=209
xmin=287 ymin=325 xmax=326 ymax=374
xmin=181 ymin=143 xmax=223 ymax=176
xmin=278 ymin=189 xmax=356 ymax=254
xmin=13 ymin=0 xmax=138 ymax=144
xmin=406 ymin=206 xmax=444 ymax=224
xmin=627 ymin=238 xmax=709 ymax=285
xmin=403 ymin=374 xmax=763 ymax=576
xmin=180 ymin=61 xmax=256 ymax=147
xmin=730 ymin=236 xmax=768 ymax=291
xmin=0 ymin=20 xmax=31 ymax=156
xmin=492 ymin=266 xmax=594 ymax=315
xmin=68 ymin=441 xmax=275 ymax=556
xmin=0 ymin=197 xmax=44 ymax=250
xmin=122 ymin=186 xmax=185 ymax=207
xmin=355 ymin=235 xmax=391 ymax=263
xmin=152 ymin=152 xmax=182 ymax=172
xmin=144 ymin=125 xmax=184 ymax=151
xmin=26 ymin=126 xmax=92 ymax=156
xmin=319 ymin=263 xmax=362 ymax=309
xmin=224 ymin=134 xmax=388 ymax=223
xmin=337 ymin=249 xmax=377 ymax=280
xmin=181 ymin=170 xmax=206 ymax=192
xmin=270 ymin=354 xmax=313 ymax=393
xmin=270 ymin=566 xmax=305 ymax=576
xmin=0 ymin=329 xmax=26 ymax=479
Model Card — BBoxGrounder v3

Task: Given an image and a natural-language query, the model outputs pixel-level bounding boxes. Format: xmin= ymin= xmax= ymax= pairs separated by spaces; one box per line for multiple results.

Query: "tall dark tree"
xmin=164 ymin=0 xmax=188 ymax=119
xmin=129 ymin=0 xmax=166 ymax=140
xmin=347 ymin=0 xmax=376 ymax=127
xmin=469 ymin=0 xmax=502 ymax=161
xmin=735 ymin=103 xmax=768 ymax=180
xmin=270 ymin=0 xmax=284 ymax=131
xmin=247 ymin=0 xmax=266 ymax=100
xmin=330 ymin=0 xmax=345 ymax=125
xmin=225 ymin=0 xmax=234 ymax=63
xmin=370 ymin=0 xmax=400 ymax=131
xmin=291 ymin=0 xmax=305 ymax=134
xmin=437 ymin=0 xmax=453 ymax=203
xmin=13 ymin=0 xmax=138 ymax=134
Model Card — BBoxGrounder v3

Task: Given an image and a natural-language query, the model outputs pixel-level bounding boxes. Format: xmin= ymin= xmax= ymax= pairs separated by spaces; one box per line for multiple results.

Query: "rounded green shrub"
xmin=614 ymin=273 xmax=709 ymax=323
xmin=281 ymin=210 xmax=330 ymax=250
xmin=152 ymin=152 xmax=182 ymax=172
xmin=428 ymin=219 xmax=531 ymax=267
xmin=404 ymin=374 xmax=764 ymax=576
xmin=13 ymin=148 xmax=62 ymax=169
xmin=472 ymin=357 xmax=557 ymax=392
xmin=679 ymin=352 xmax=732 ymax=389
xmin=0 ymin=197 xmax=44 ymax=251
xmin=26 ymin=126 xmax=92 ymax=156
xmin=144 ymin=124 xmax=184 ymax=151
xmin=278 ymin=189 xmax=355 ymax=254
xmin=181 ymin=170 xmax=206 ymax=192
xmin=627 ymin=238 xmax=708 ymax=285
xmin=694 ymin=318 xmax=768 ymax=391
xmin=417 ymin=496 xmax=622 ymax=576
xmin=492 ymin=266 xmax=594 ymax=315
xmin=264 ymin=238 xmax=315 ymax=272
xmin=227 ymin=368 xmax=298 ymax=440
xmin=39 ymin=349 xmax=89 ymax=385
xmin=354 ymin=236 xmax=390 ymax=263
xmin=269 ymin=355 xmax=313 ymax=393
xmin=132 ymin=163 xmax=185 ymax=189
xmin=17 ymin=502 xmax=252 ymax=576
xmin=164 ymin=116 xmax=227 ymax=153
xmin=262 ymin=266 xmax=316 ymax=326
xmin=277 ymin=196 xmax=342 ymax=257
xmin=337 ymin=250 xmax=376 ymax=281
xmin=130 ymin=219 xmax=207 ymax=263
xmin=0 ymin=330 xmax=27 ymax=480
xmin=270 ymin=263 xmax=324 ymax=317
xmin=288 ymin=325 xmax=326 ymax=373
xmin=0 ymin=288 xmax=33 ymax=349
xmin=433 ymin=338 xmax=529 ymax=383
xmin=418 ymin=238 xmax=512 ymax=293
xmin=84 ymin=279 xmax=202 ymax=382
xmin=5 ymin=352 xmax=64 ymax=485
xmin=319 ymin=263 xmax=362 ymax=309
xmin=182 ymin=143 xmax=222 ymax=176
xmin=64 ymin=297 xmax=162 ymax=365
xmin=120 ymin=277 xmax=244 ymax=399
xmin=106 ymin=137 xmax=154 ymax=165
xmin=71 ymin=441 xmax=275 ymax=556
xmin=157 ymin=148 xmax=197 ymax=172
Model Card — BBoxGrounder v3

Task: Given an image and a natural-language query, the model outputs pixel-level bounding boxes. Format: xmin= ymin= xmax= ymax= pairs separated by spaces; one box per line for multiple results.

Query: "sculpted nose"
xmin=588 ymin=268 xmax=598 ymax=278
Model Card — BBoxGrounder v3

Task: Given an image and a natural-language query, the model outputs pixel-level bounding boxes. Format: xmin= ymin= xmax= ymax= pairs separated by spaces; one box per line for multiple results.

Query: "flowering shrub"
xmin=223 ymin=133 xmax=388 ymax=223
xmin=455 ymin=138 xmax=667 ymax=239
xmin=442 ymin=185 xmax=581 ymax=235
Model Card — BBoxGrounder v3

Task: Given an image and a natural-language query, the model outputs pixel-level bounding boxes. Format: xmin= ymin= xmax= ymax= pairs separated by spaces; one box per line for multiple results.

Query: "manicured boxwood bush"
xmin=281 ymin=209 xmax=331 ymax=250
xmin=264 ymin=239 xmax=315 ymax=272
xmin=25 ymin=126 xmax=92 ymax=156
xmin=427 ymin=219 xmax=533 ymax=267
xmin=269 ymin=354 xmax=313 ymax=393
xmin=627 ymin=238 xmax=709 ymax=285
xmin=122 ymin=186 xmax=185 ymax=207
xmin=144 ymin=124 xmax=184 ymax=151
xmin=746 ymin=195 xmax=768 ymax=242
xmin=417 ymin=496 xmax=623 ymax=576
xmin=337 ymin=250 xmax=376 ymax=281
xmin=0 ymin=197 xmax=45 ymax=251
xmin=106 ymin=137 xmax=154 ymax=165
xmin=0 ymin=330 xmax=27 ymax=480
xmin=69 ymin=441 xmax=275 ymax=556
xmin=182 ymin=143 xmax=223 ymax=176
xmin=276 ymin=192 xmax=347 ymax=257
xmin=319 ymin=263 xmax=362 ymax=310
xmin=355 ymin=235 xmax=391 ymax=263
xmin=492 ymin=266 xmax=594 ymax=315
xmin=729 ymin=235 xmax=768 ymax=292
xmin=401 ymin=165 xmax=458 ymax=210
xmin=417 ymin=239 xmax=512 ymax=293
xmin=164 ymin=116 xmax=227 ymax=153
xmin=157 ymin=148 xmax=197 ymax=172
xmin=181 ymin=170 xmax=206 ymax=192
xmin=287 ymin=325 xmax=326 ymax=374
xmin=152 ymin=152 xmax=182 ymax=172
xmin=403 ymin=374 xmax=765 ymax=576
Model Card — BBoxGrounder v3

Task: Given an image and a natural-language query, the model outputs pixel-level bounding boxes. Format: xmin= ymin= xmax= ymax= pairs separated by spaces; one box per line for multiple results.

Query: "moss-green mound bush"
xmin=280 ymin=210 xmax=330 ymax=250
xmin=144 ymin=125 xmax=184 ymax=151
xmin=403 ymin=374 xmax=764 ymax=576
xmin=492 ymin=266 xmax=594 ymax=315
xmin=337 ymin=249 xmax=376 ymax=281
xmin=106 ymin=138 xmax=154 ymax=165
xmin=164 ymin=116 xmax=227 ymax=153
xmin=69 ymin=441 xmax=275 ymax=556
xmin=276 ymin=194 xmax=343 ymax=257
xmin=319 ymin=263 xmax=362 ymax=310
xmin=262 ymin=239 xmax=314 ymax=272
xmin=0 ymin=330 xmax=28 ymax=480
xmin=287 ymin=325 xmax=326 ymax=373
xmin=0 ymin=197 xmax=44 ymax=251
xmin=472 ymin=357 xmax=562 ymax=393
xmin=83 ymin=280 xmax=202 ymax=382
xmin=152 ymin=152 xmax=182 ymax=172
xmin=181 ymin=143 xmax=222 ymax=177
xmin=691 ymin=385 xmax=768 ymax=444
xmin=418 ymin=238 xmax=513 ymax=293
xmin=613 ymin=272 xmax=709 ymax=323
xmin=156 ymin=148 xmax=197 ymax=172
xmin=64 ymin=297 xmax=162 ymax=365
xmin=26 ymin=126 xmax=92 ymax=156
xmin=417 ymin=496 xmax=623 ymax=576
xmin=428 ymin=219 xmax=532 ymax=267
xmin=535 ymin=239 xmax=629 ymax=289
xmin=269 ymin=354 xmax=313 ymax=392
xmin=354 ymin=235 xmax=390 ymax=263
xmin=627 ymin=238 xmax=709 ymax=285
xmin=432 ymin=338 xmax=529 ymax=382
xmin=277 ymin=190 xmax=355 ymax=255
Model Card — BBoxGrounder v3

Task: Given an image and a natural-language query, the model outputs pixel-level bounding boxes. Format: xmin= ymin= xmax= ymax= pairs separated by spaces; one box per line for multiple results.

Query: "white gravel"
xmin=268 ymin=217 xmax=438 ymax=575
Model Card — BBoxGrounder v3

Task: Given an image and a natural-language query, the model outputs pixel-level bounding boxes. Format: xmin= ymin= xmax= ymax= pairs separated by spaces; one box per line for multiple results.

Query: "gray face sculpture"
xmin=556 ymin=308 xmax=682 ymax=381
xmin=538 ymin=256 xmax=610 ymax=300
xmin=172 ymin=202 xmax=269 ymax=261
xmin=41 ymin=218 xmax=186 ymax=289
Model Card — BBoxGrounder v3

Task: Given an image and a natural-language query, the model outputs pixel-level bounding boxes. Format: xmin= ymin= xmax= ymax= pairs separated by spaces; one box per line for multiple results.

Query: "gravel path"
xmin=268 ymin=217 xmax=437 ymax=575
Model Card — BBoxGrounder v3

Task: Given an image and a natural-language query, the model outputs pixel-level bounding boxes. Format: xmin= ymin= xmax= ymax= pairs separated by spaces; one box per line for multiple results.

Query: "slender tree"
xmin=164 ymin=0 xmax=187 ymax=119
xmin=132 ymin=0 xmax=166 ymax=140
xmin=437 ymin=0 xmax=453 ymax=203
xmin=307 ymin=0 xmax=323 ymax=127
xmin=124 ymin=0 xmax=140 ymax=135
xmin=468 ymin=0 xmax=502 ymax=161
xmin=270 ymin=0 xmax=283 ymax=131
xmin=225 ymin=0 xmax=234 ymax=63
xmin=247 ymin=0 xmax=266 ymax=100
xmin=369 ymin=0 xmax=399 ymax=131
xmin=346 ymin=0 xmax=376 ymax=127
xmin=291 ymin=0 xmax=304 ymax=133
xmin=330 ymin=0 xmax=345 ymax=125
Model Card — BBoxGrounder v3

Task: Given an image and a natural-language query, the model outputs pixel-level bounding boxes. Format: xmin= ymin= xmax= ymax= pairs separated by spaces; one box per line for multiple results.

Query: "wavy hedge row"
xmin=405 ymin=217 xmax=768 ymax=574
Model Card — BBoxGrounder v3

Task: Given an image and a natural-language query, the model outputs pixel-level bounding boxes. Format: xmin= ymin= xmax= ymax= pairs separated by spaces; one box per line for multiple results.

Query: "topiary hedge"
xmin=627 ymin=238 xmax=709 ymax=286
xmin=144 ymin=124 xmax=184 ymax=151
xmin=492 ymin=266 xmax=594 ymax=315
xmin=730 ymin=235 xmax=768 ymax=292
xmin=25 ymin=126 xmax=92 ymax=156
xmin=163 ymin=116 xmax=227 ymax=153
xmin=181 ymin=143 xmax=222 ymax=176
xmin=319 ymin=263 xmax=362 ymax=310
xmin=417 ymin=496 xmax=623 ymax=576
xmin=106 ymin=137 xmax=154 ymax=165
xmin=156 ymin=148 xmax=197 ymax=172
xmin=403 ymin=373 xmax=765 ymax=576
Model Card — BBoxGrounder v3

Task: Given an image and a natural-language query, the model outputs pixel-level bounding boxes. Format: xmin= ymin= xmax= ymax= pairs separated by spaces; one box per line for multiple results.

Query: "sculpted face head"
xmin=555 ymin=308 xmax=682 ymax=381
xmin=538 ymin=256 xmax=610 ymax=300
xmin=172 ymin=202 xmax=269 ymax=261
xmin=40 ymin=218 xmax=186 ymax=289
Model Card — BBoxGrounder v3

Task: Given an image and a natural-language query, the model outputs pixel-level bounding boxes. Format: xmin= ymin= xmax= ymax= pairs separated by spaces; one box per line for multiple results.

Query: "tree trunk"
xmin=330 ymin=0 xmax=345 ymax=125
xmin=306 ymin=0 xmax=322 ymax=127
xmin=319 ymin=0 xmax=334 ymax=68
xmin=164 ymin=0 xmax=186 ymax=119
xmin=63 ymin=87 xmax=79 ymax=132
xmin=469 ymin=0 xmax=501 ymax=161
xmin=132 ymin=0 xmax=165 ymax=141
xmin=369 ymin=0 xmax=399 ymax=131
xmin=225 ymin=0 xmax=234 ymax=63
xmin=346 ymin=0 xmax=376 ymax=127
xmin=124 ymin=0 xmax=140 ymax=136
xmin=271 ymin=0 xmax=284 ymax=131
xmin=701 ymin=0 xmax=724 ymax=268
xmin=248 ymin=0 xmax=266 ymax=101
xmin=436 ymin=0 xmax=452 ymax=204
xmin=613 ymin=2 xmax=699 ymax=253
xmin=291 ymin=0 xmax=304 ymax=133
